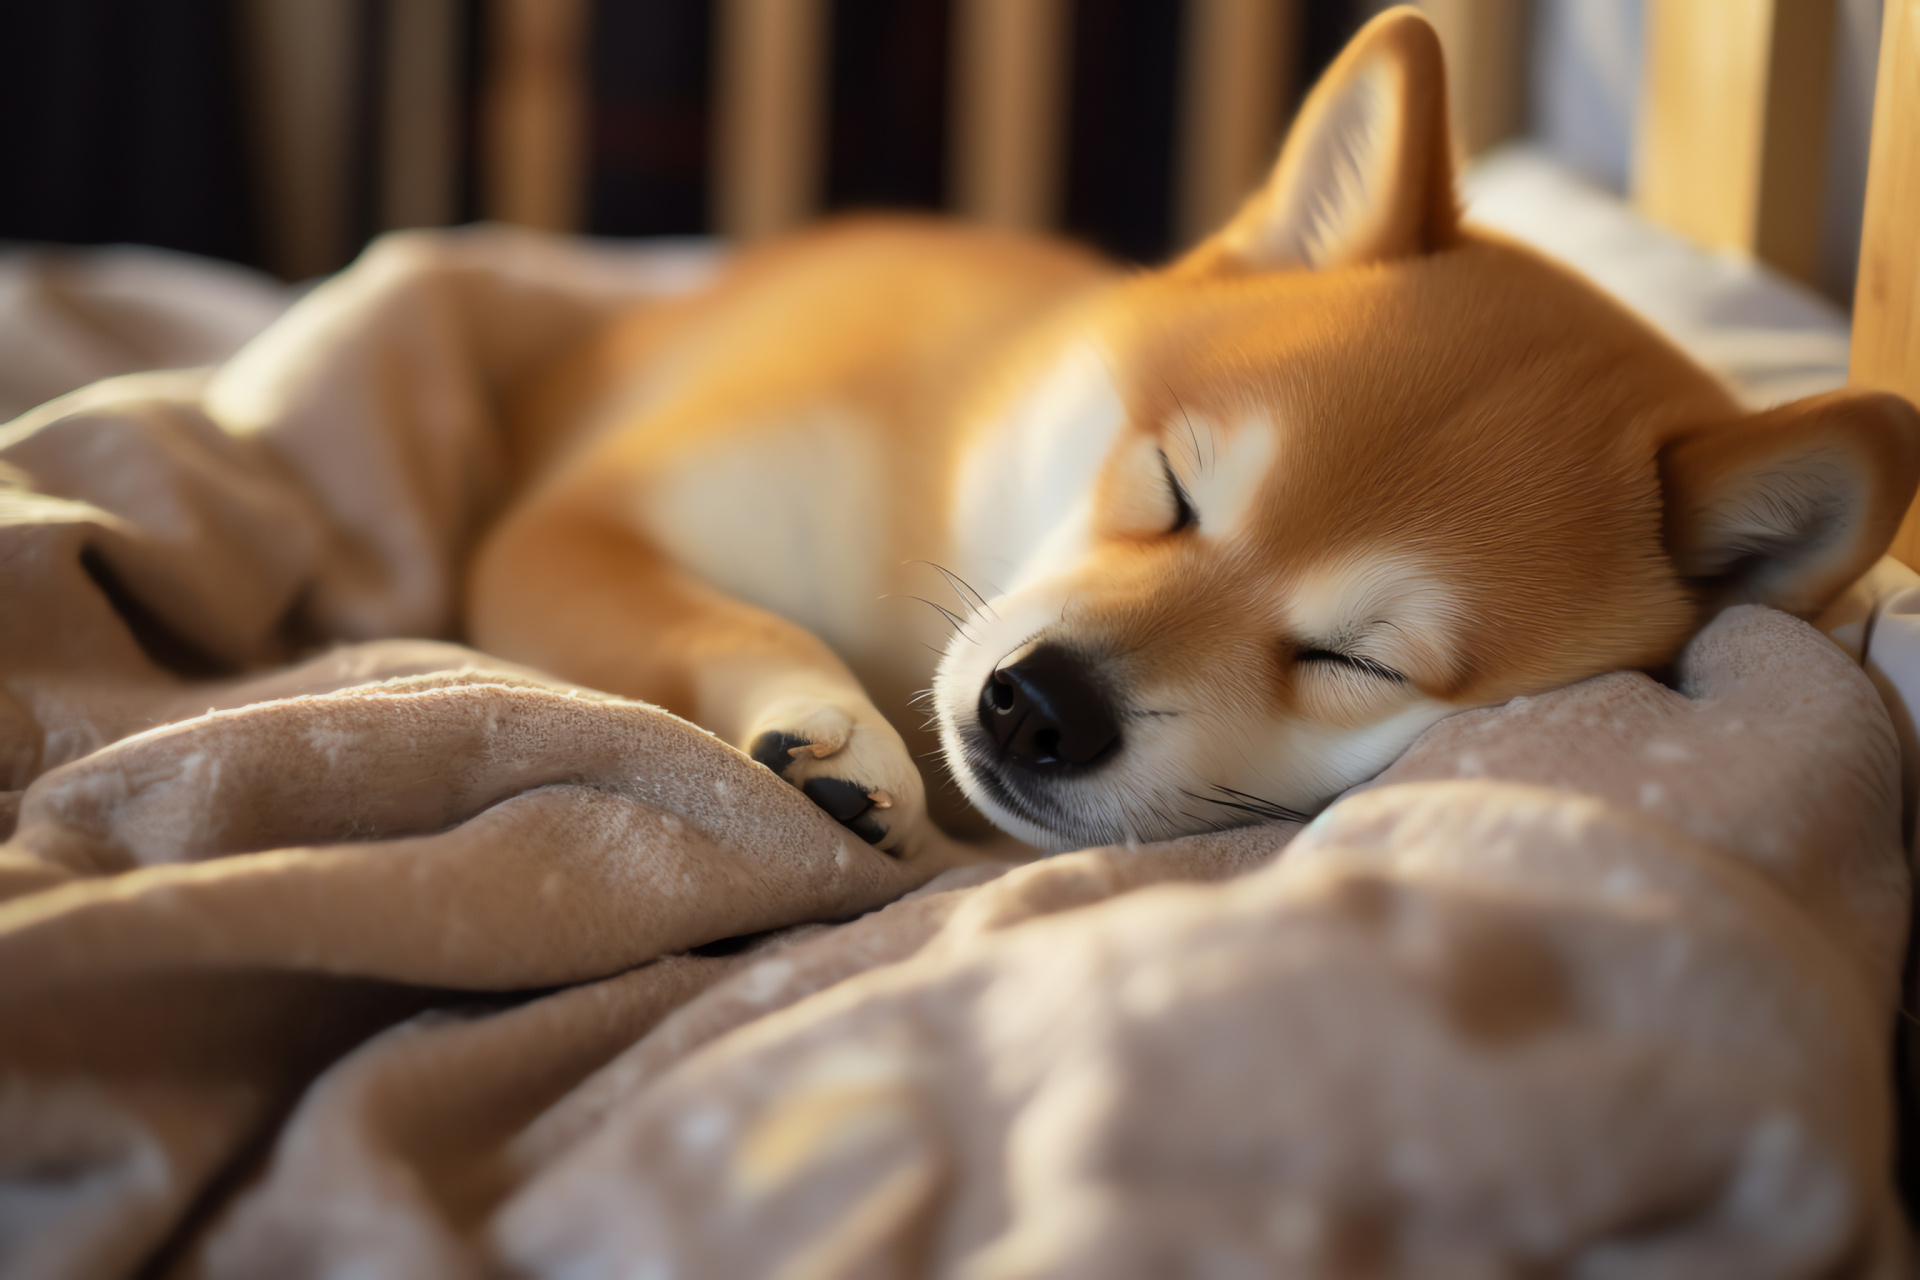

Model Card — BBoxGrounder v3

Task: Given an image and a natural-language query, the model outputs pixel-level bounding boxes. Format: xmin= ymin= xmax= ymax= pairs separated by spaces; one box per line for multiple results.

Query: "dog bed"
xmin=2 ymin=155 xmax=1915 ymax=1277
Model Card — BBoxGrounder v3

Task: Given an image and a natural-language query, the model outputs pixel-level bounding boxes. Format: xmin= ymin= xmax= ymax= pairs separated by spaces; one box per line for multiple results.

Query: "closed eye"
xmin=1159 ymin=450 xmax=1196 ymax=533
xmin=1295 ymin=647 xmax=1407 ymax=684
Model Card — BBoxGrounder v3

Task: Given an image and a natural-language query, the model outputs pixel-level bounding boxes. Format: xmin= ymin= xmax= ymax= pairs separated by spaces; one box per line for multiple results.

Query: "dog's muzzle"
xmin=977 ymin=644 xmax=1121 ymax=772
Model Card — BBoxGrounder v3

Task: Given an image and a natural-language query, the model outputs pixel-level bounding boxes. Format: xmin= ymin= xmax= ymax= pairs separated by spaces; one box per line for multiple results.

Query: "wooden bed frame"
xmin=1857 ymin=0 xmax=1920 ymax=565
xmin=246 ymin=0 xmax=1919 ymax=566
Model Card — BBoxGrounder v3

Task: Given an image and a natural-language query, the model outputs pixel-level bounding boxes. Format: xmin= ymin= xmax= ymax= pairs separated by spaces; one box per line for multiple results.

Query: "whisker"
xmin=924 ymin=560 xmax=999 ymax=621
xmin=903 ymin=562 xmax=978 ymax=621
xmin=907 ymin=595 xmax=973 ymax=638
xmin=1179 ymin=785 xmax=1308 ymax=826
xmin=1233 ymin=801 xmax=1306 ymax=824
xmin=1167 ymin=795 xmax=1249 ymax=836
xmin=1191 ymin=796 xmax=1290 ymax=823
xmin=1210 ymin=783 xmax=1308 ymax=820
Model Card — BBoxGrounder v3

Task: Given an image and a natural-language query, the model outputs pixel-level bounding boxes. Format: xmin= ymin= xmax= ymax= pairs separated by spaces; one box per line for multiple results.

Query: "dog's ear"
xmin=1187 ymin=6 xmax=1457 ymax=274
xmin=1661 ymin=391 xmax=1920 ymax=618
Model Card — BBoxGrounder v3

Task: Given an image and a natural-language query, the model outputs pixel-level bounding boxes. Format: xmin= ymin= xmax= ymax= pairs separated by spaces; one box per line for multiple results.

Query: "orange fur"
xmin=468 ymin=8 xmax=1920 ymax=855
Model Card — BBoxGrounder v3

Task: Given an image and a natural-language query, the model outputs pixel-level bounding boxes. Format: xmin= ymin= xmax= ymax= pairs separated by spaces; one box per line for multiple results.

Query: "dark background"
xmin=0 ymin=0 xmax=1374 ymax=277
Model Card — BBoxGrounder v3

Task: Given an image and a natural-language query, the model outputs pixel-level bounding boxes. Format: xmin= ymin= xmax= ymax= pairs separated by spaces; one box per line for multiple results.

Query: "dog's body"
xmin=468 ymin=10 xmax=1920 ymax=855
xmin=472 ymin=221 xmax=1113 ymax=846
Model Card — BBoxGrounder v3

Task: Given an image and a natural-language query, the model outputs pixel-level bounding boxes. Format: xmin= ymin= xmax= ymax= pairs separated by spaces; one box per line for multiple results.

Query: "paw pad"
xmin=745 ymin=705 xmax=920 ymax=855
xmin=750 ymin=730 xmax=892 ymax=846
xmin=800 ymin=778 xmax=889 ymax=846
xmin=750 ymin=731 xmax=811 ymax=776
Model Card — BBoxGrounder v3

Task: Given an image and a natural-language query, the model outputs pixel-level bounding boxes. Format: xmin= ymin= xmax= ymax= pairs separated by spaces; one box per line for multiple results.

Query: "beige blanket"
xmin=1 ymin=228 xmax=1911 ymax=1278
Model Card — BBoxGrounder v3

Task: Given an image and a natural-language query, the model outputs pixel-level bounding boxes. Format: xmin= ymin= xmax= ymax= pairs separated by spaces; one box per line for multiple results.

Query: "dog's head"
xmin=933 ymin=7 xmax=1920 ymax=850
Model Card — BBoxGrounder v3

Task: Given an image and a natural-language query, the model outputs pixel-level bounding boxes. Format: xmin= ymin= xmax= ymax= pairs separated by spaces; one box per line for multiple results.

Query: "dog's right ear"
xmin=1183 ymin=6 xmax=1457 ymax=275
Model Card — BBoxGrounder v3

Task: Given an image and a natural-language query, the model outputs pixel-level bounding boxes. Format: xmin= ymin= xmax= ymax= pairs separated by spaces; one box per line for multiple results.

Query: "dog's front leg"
xmin=467 ymin=500 xmax=927 ymax=854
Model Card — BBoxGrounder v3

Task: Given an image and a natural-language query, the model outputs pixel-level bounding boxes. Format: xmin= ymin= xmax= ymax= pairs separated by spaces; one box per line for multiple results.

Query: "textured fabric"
xmin=0 ymin=245 xmax=290 ymax=425
xmin=0 ymin=227 xmax=1911 ymax=1277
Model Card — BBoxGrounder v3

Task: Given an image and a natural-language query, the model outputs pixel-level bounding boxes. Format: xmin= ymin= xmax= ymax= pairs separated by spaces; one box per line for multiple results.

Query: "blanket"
xmin=1 ymin=226 xmax=1914 ymax=1278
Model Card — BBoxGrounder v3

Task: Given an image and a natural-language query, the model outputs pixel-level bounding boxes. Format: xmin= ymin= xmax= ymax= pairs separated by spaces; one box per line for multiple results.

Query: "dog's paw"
xmin=746 ymin=698 xmax=926 ymax=854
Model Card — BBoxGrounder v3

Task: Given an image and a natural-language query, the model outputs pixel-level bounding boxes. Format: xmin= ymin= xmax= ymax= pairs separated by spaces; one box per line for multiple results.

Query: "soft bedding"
xmin=1 ymin=164 xmax=1917 ymax=1277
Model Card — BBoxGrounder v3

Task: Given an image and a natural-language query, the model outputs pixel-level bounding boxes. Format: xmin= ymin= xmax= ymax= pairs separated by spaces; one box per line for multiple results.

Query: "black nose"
xmin=978 ymin=644 xmax=1121 ymax=770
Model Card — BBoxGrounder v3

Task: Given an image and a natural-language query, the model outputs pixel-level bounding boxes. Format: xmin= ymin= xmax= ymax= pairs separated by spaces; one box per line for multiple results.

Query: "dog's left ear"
xmin=1661 ymin=390 xmax=1920 ymax=618
xmin=1187 ymin=6 xmax=1457 ymax=274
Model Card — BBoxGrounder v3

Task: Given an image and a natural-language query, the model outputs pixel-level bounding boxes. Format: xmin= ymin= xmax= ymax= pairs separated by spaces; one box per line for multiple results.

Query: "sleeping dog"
xmin=468 ymin=8 xmax=1920 ymax=856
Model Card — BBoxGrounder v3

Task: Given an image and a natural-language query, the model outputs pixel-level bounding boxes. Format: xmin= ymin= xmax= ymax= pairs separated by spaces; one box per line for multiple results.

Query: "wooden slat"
xmin=1632 ymin=0 xmax=1839 ymax=286
xmin=381 ymin=0 xmax=462 ymax=232
xmin=1853 ymin=0 xmax=1920 ymax=568
xmin=1175 ymin=0 xmax=1298 ymax=249
xmin=1419 ymin=0 xmax=1526 ymax=159
xmin=237 ymin=0 xmax=356 ymax=279
xmin=950 ymin=0 xmax=1072 ymax=230
xmin=714 ymin=0 xmax=829 ymax=241
xmin=483 ymin=0 xmax=589 ymax=232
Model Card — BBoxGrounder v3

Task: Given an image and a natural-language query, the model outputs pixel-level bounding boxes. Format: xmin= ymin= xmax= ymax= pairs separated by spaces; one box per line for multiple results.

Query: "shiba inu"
xmin=467 ymin=8 xmax=1920 ymax=856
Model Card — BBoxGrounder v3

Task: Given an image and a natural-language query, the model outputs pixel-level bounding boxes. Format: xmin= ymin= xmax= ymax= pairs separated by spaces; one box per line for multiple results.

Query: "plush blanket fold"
xmin=0 ymin=228 xmax=1912 ymax=1279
